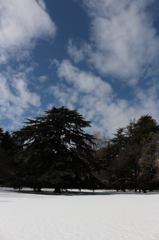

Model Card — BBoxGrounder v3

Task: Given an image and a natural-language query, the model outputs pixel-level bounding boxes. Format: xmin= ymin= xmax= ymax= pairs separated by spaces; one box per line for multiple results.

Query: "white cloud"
xmin=0 ymin=0 xmax=56 ymax=130
xmin=59 ymin=0 xmax=159 ymax=136
xmin=36 ymin=0 xmax=46 ymax=10
xmin=52 ymin=60 xmax=159 ymax=136
xmin=38 ymin=75 xmax=48 ymax=83
xmin=57 ymin=59 xmax=112 ymax=96
xmin=0 ymin=69 xmax=41 ymax=130
xmin=67 ymin=39 xmax=91 ymax=64
xmin=74 ymin=0 xmax=159 ymax=82
xmin=50 ymin=84 xmax=79 ymax=110
xmin=67 ymin=40 xmax=85 ymax=63
xmin=0 ymin=0 xmax=56 ymax=63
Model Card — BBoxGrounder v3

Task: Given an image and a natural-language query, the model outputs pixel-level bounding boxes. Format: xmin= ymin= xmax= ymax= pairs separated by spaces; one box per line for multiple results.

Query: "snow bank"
xmin=0 ymin=188 xmax=159 ymax=240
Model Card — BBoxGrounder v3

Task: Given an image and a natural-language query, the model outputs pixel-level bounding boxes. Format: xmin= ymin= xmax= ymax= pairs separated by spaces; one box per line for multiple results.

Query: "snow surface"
xmin=0 ymin=188 xmax=159 ymax=240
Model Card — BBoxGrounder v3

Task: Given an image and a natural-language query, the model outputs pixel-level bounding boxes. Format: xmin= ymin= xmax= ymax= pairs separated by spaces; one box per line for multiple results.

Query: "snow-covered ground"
xmin=0 ymin=188 xmax=159 ymax=240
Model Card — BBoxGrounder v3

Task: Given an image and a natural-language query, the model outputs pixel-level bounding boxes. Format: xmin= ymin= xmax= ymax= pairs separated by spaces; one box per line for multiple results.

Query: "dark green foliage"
xmin=102 ymin=115 xmax=159 ymax=192
xmin=2 ymin=111 xmax=159 ymax=193
xmin=126 ymin=115 xmax=159 ymax=144
xmin=138 ymin=133 xmax=159 ymax=191
xmin=1 ymin=131 xmax=15 ymax=154
xmin=0 ymin=128 xmax=16 ymax=185
xmin=13 ymin=107 xmax=100 ymax=192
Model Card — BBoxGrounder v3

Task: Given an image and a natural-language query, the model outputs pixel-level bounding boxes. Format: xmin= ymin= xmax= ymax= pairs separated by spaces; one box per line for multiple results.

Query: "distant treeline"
xmin=0 ymin=107 xmax=159 ymax=193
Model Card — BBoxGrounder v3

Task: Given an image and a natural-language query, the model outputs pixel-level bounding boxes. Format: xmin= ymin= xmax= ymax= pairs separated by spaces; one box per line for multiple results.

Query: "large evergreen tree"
xmin=13 ymin=107 xmax=100 ymax=192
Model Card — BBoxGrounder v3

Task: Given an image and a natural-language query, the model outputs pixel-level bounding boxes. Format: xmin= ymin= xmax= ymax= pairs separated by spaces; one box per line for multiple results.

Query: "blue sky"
xmin=0 ymin=0 xmax=159 ymax=137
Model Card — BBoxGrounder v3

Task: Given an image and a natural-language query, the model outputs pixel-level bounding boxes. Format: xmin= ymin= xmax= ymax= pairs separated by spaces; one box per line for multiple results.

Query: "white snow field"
xmin=1 ymin=188 xmax=159 ymax=240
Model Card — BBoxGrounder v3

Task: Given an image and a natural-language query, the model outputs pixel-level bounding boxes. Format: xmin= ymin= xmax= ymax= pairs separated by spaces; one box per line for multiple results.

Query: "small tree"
xmin=14 ymin=107 xmax=100 ymax=192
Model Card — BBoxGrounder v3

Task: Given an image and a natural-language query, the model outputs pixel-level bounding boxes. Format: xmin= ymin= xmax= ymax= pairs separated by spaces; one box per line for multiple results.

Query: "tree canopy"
xmin=101 ymin=115 xmax=159 ymax=192
xmin=1 ymin=110 xmax=159 ymax=193
xmin=13 ymin=107 xmax=100 ymax=192
xmin=0 ymin=128 xmax=16 ymax=185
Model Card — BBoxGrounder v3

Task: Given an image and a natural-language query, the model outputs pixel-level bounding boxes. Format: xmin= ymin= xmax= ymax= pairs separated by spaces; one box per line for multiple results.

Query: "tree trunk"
xmin=54 ymin=186 xmax=61 ymax=193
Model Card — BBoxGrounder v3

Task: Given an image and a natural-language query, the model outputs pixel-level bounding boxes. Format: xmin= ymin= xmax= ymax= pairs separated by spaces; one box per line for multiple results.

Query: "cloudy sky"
xmin=0 ymin=0 xmax=159 ymax=137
